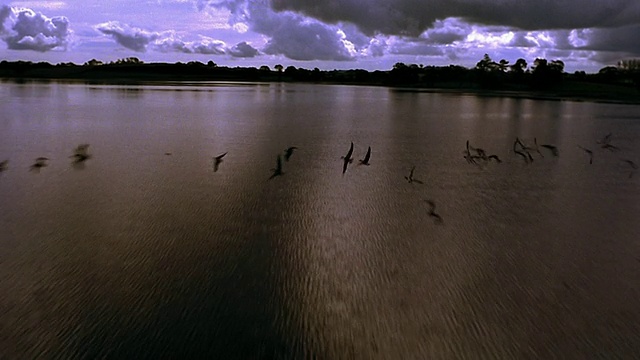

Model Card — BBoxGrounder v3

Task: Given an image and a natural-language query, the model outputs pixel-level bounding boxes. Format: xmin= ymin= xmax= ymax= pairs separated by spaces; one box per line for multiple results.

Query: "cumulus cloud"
xmin=227 ymin=41 xmax=258 ymax=57
xmin=419 ymin=18 xmax=469 ymax=45
xmin=0 ymin=5 xmax=70 ymax=51
xmin=198 ymin=0 xmax=356 ymax=61
xmin=95 ymin=22 xmax=158 ymax=52
xmin=95 ymin=21 xmax=229 ymax=54
xmin=271 ymin=0 xmax=640 ymax=36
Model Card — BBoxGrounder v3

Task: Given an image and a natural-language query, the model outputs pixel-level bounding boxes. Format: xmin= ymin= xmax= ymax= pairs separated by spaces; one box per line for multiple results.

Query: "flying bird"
xmin=30 ymin=157 xmax=49 ymax=171
xmin=540 ymin=144 xmax=559 ymax=157
xmin=405 ymin=166 xmax=423 ymax=184
xmin=596 ymin=133 xmax=619 ymax=151
xmin=577 ymin=145 xmax=593 ymax=164
xmin=424 ymin=199 xmax=443 ymax=224
xmin=359 ymin=146 xmax=371 ymax=166
xmin=70 ymin=143 xmax=91 ymax=164
xmin=213 ymin=152 xmax=227 ymax=172
xmin=284 ymin=146 xmax=298 ymax=161
xmin=269 ymin=154 xmax=284 ymax=180
xmin=341 ymin=142 xmax=354 ymax=174
xmin=621 ymin=159 xmax=638 ymax=178
xmin=464 ymin=140 xmax=476 ymax=164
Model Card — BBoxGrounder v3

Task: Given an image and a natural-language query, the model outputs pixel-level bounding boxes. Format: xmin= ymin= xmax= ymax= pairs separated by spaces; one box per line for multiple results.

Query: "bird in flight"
xmin=597 ymin=133 xmax=619 ymax=151
xmin=341 ymin=142 xmax=354 ymax=174
xmin=213 ymin=152 xmax=227 ymax=172
xmin=621 ymin=159 xmax=638 ymax=178
xmin=540 ymin=144 xmax=559 ymax=157
xmin=70 ymin=144 xmax=91 ymax=164
xmin=30 ymin=157 xmax=49 ymax=171
xmin=359 ymin=146 xmax=371 ymax=166
xmin=405 ymin=166 xmax=423 ymax=184
xmin=424 ymin=199 xmax=443 ymax=224
xmin=284 ymin=146 xmax=298 ymax=161
xmin=577 ymin=145 xmax=593 ymax=164
xmin=269 ymin=154 xmax=284 ymax=180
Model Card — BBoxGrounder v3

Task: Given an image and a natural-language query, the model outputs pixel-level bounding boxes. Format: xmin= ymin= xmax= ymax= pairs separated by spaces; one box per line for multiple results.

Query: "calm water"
xmin=1 ymin=81 xmax=640 ymax=359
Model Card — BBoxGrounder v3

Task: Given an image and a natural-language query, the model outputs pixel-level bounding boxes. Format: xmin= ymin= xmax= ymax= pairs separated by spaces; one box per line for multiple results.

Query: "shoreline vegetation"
xmin=1 ymin=55 xmax=639 ymax=105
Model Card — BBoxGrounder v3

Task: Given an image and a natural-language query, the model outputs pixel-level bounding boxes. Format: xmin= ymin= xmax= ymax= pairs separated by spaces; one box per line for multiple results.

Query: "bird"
xmin=0 ymin=160 xmax=7 ymax=172
xmin=358 ymin=146 xmax=371 ymax=166
xmin=70 ymin=144 xmax=91 ymax=164
xmin=531 ymin=138 xmax=544 ymax=157
xmin=213 ymin=152 xmax=227 ymax=172
xmin=597 ymin=133 xmax=613 ymax=145
xmin=621 ymin=159 xmax=638 ymax=178
xmin=30 ymin=157 xmax=49 ymax=171
xmin=341 ymin=142 xmax=354 ymax=174
xmin=284 ymin=146 xmax=297 ymax=161
xmin=405 ymin=166 xmax=423 ymax=184
xmin=464 ymin=140 xmax=476 ymax=164
xmin=577 ymin=145 xmax=593 ymax=164
xmin=601 ymin=143 xmax=620 ymax=152
xmin=596 ymin=133 xmax=619 ymax=151
xmin=540 ymin=144 xmax=559 ymax=157
xmin=269 ymin=154 xmax=284 ymax=180
xmin=622 ymin=159 xmax=639 ymax=170
xmin=424 ymin=200 xmax=443 ymax=224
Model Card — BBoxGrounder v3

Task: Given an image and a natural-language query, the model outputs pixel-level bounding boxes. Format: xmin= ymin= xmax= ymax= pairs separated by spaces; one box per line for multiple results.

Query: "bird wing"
xmin=363 ymin=146 xmax=371 ymax=162
xmin=346 ymin=142 xmax=354 ymax=159
xmin=216 ymin=152 xmax=227 ymax=160
xmin=276 ymin=155 xmax=282 ymax=172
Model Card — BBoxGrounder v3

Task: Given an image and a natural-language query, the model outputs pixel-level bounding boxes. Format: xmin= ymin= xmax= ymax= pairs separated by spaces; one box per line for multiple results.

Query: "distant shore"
xmin=1 ymin=60 xmax=639 ymax=105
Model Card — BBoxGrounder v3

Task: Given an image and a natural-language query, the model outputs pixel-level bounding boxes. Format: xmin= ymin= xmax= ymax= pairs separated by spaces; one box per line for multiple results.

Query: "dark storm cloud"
xmin=95 ymin=21 xmax=228 ymax=54
xmin=0 ymin=5 xmax=70 ymax=52
xmin=579 ymin=25 xmax=640 ymax=54
xmin=227 ymin=41 xmax=259 ymax=57
xmin=271 ymin=0 xmax=640 ymax=36
xmin=197 ymin=0 xmax=355 ymax=61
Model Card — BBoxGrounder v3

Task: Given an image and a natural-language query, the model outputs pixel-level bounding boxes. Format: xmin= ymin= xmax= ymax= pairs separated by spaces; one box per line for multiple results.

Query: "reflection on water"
xmin=1 ymin=82 xmax=640 ymax=358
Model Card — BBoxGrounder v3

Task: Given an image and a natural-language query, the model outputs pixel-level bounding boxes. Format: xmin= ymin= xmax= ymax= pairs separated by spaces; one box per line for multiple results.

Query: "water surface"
xmin=1 ymin=82 xmax=640 ymax=359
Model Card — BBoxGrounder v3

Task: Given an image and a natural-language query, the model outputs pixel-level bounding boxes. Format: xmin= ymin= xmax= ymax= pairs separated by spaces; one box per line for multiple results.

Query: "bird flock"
xmin=1 ymin=132 xmax=637 ymax=224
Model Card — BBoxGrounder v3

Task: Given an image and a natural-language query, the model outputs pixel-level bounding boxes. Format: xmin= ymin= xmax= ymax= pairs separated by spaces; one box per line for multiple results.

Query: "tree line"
xmin=1 ymin=54 xmax=639 ymax=96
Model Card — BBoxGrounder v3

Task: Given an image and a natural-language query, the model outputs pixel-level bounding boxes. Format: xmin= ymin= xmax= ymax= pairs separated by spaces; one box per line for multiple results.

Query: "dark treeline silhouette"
xmin=1 ymin=54 xmax=639 ymax=103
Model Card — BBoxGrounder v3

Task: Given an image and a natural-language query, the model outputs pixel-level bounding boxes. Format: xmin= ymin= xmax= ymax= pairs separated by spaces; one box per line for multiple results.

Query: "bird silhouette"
xmin=540 ymin=144 xmax=559 ymax=157
xmin=359 ymin=146 xmax=371 ymax=165
xmin=405 ymin=166 xmax=423 ymax=184
xmin=577 ymin=145 xmax=593 ymax=164
xmin=621 ymin=159 xmax=638 ymax=178
xmin=341 ymin=142 xmax=354 ymax=174
xmin=213 ymin=152 xmax=227 ymax=172
xmin=424 ymin=199 xmax=443 ymax=224
xmin=284 ymin=146 xmax=297 ymax=161
xmin=70 ymin=144 xmax=91 ymax=164
xmin=464 ymin=140 xmax=476 ymax=164
xmin=269 ymin=154 xmax=284 ymax=180
xmin=0 ymin=160 xmax=7 ymax=173
xmin=30 ymin=157 xmax=49 ymax=172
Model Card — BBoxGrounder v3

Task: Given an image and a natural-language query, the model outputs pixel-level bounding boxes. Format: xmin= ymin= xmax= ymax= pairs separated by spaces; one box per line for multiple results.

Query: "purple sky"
xmin=1 ymin=0 xmax=639 ymax=72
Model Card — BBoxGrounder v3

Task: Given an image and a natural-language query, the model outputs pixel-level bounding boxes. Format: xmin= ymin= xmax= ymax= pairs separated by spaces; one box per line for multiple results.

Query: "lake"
xmin=1 ymin=81 xmax=640 ymax=359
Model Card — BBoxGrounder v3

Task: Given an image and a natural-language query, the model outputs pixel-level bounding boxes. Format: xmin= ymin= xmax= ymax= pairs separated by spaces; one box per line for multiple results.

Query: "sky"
xmin=1 ymin=0 xmax=639 ymax=73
